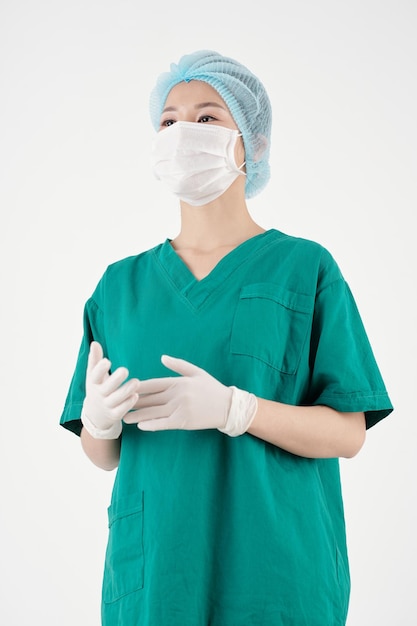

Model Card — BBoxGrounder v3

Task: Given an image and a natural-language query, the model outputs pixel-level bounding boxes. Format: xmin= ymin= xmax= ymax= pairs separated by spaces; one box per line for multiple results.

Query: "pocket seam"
xmin=239 ymin=283 xmax=314 ymax=314
xmin=103 ymin=492 xmax=144 ymax=604
xmin=108 ymin=503 xmax=143 ymax=526
xmin=231 ymin=284 xmax=313 ymax=375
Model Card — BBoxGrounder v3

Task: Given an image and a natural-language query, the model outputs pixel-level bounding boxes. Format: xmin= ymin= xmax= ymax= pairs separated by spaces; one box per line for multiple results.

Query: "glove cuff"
xmin=218 ymin=386 xmax=258 ymax=437
xmin=81 ymin=409 xmax=123 ymax=440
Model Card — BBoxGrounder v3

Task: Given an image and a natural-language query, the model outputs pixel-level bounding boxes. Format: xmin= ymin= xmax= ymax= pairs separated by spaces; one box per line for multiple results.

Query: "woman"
xmin=60 ymin=50 xmax=393 ymax=625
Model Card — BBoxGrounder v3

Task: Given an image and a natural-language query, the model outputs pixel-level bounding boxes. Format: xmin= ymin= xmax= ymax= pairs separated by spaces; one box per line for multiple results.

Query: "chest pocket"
xmin=230 ymin=283 xmax=314 ymax=375
xmin=102 ymin=492 xmax=144 ymax=604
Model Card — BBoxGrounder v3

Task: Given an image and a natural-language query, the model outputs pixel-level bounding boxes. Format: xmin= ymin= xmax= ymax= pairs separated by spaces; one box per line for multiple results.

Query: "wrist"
xmin=81 ymin=409 xmax=123 ymax=440
xmin=218 ymin=387 xmax=258 ymax=437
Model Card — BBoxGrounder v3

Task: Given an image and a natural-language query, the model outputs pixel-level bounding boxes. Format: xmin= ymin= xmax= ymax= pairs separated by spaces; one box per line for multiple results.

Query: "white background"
xmin=1 ymin=1 xmax=416 ymax=624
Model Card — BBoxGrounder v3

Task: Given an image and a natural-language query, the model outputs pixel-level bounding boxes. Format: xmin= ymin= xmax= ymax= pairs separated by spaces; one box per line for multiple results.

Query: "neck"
xmin=172 ymin=190 xmax=265 ymax=252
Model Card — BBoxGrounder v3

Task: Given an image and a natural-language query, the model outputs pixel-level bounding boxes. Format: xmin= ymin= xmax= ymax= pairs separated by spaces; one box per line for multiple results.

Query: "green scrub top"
xmin=60 ymin=229 xmax=393 ymax=626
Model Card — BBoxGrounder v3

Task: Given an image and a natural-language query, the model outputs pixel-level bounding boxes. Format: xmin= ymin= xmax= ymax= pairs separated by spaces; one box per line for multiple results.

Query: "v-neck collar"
xmin=153 ymin=229 xmax=281 ymax=310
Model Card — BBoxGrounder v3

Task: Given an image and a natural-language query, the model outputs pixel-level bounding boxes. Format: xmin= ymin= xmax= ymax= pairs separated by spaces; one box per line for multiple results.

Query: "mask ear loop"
xmin=236 ymin=133 xmax=246 ymax=174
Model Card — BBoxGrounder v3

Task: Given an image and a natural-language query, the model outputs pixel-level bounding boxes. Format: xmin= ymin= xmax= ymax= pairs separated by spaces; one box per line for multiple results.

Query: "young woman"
xmin=60 ymin=50 xmax=393 ymax=626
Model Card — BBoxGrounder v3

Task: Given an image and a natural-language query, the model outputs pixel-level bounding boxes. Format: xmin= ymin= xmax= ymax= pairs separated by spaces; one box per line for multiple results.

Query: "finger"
xmin=133 ymin=389 xmax=171 ymax=410
xmin=138 ymin=417 xmax=174 ymax=431
xmin=108 ymin=394 xmax=139 ymax=422
xmin=88 ymin=357 xmax=112 ymax=385
xmin=123 ymin=404 xmax=171 ymax=424
xmin=100 ymin=367 xmax=131 ymax=395
xmin=105 ymin=379 xmax=141 ymax=408
xmin=87 ymin=341 xmax=104 ymax=371
xmin=136 ymin=377 xmax=177 ymax=396
xmin=161 ymin=355 xmax=202 ymax=377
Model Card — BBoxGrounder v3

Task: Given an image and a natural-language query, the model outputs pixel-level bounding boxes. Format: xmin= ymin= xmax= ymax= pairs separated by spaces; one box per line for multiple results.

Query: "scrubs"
xmin=60 ymin=229 xmax=393 ymax=626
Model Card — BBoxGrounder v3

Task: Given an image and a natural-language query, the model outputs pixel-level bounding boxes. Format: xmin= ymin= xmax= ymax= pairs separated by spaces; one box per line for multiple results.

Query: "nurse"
xmin=60 ymin=50 xmax=393 ymax=625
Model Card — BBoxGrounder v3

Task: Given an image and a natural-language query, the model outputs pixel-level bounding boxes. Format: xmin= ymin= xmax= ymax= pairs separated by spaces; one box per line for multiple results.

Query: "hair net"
xmin=149 ymin=50 xmax=272 ymax=199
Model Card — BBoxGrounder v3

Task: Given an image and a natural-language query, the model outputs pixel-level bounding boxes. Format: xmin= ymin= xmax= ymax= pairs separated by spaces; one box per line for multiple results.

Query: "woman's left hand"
xmin=123 ymin=356 xmax=257 ymax=435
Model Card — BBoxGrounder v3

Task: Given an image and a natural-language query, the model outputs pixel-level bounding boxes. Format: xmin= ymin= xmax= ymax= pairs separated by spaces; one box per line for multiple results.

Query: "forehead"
xmin=163 ymin=80 xmax=227 ymax=109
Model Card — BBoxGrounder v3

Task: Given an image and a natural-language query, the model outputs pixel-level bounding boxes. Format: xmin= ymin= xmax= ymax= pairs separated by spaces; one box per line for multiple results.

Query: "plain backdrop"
xmin=1 ymin=1 xmax=416 ymax=624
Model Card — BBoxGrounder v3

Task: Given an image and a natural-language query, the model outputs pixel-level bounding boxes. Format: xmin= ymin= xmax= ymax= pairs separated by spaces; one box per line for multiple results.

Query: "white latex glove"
xmin=81 ymin=341 xmax=140 ymax=439
xmin=123 ymin=355 xmax=258 ymax=437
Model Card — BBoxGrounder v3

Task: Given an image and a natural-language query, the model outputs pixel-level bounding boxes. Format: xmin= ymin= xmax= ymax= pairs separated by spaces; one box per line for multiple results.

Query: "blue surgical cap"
xmin=149 ymin=50 xmax=272 ymax=199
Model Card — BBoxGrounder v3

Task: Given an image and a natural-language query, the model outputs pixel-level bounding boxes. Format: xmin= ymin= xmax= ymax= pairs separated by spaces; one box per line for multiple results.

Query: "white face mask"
xmin=151 ymin=121 xmax=246 ymax=206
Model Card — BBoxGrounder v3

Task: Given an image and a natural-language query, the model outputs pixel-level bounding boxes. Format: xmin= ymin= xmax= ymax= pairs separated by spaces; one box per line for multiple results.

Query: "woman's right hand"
xmin=81 ymin=341 xmax=140 ymax=439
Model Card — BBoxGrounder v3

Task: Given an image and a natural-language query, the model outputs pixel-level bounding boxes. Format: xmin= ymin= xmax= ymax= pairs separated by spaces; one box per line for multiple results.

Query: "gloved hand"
xmin=81 ymin=341 xmax=140 ymax=439
xmin=123 ymin=355 xmax=258 ymax=437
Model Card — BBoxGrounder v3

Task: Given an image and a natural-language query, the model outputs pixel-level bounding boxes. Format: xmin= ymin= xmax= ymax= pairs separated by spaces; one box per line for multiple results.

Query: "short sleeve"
xmin=60 ymin=296 xmax=105 ymax=436
xmin=308 ymin=277 xmax=393 ymax=429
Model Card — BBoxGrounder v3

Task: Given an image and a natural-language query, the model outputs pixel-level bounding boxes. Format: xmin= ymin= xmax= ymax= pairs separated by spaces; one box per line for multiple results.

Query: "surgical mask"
xmin=151 ymin=121 xmax=246 ymax=206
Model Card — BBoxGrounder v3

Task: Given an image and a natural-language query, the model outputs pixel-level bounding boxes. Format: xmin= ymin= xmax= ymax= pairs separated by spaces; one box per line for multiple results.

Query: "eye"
xmin=198 ymin=115 xmax=216 ymax=123
xmin=160 ymin=119 xmax=176 ymax=128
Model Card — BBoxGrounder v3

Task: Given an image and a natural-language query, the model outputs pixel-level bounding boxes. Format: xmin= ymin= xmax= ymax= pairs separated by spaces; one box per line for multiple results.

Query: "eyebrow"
xmin=162 ymin=101 xmax=227 ymax=114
